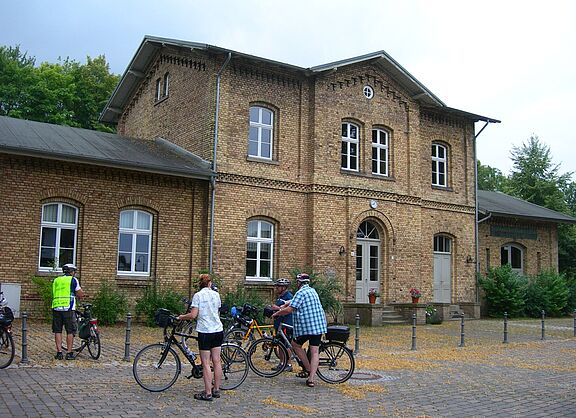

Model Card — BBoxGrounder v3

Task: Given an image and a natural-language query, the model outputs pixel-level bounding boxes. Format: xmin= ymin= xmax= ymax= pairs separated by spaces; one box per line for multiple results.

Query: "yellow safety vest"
xmin=52 ymin=276 xmax=73 ymax=309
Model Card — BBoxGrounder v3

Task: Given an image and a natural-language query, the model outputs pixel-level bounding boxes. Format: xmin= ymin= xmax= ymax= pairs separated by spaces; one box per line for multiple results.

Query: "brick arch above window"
xmin=350 ymin=211 xmax=396 ymax=248
xmin=117 ymin=196 xmax=160 ymax=212
xmin=245 ymin=208 xmax=283 ymax=225
xmin=38 ymin=188 xmax=88 ymax=205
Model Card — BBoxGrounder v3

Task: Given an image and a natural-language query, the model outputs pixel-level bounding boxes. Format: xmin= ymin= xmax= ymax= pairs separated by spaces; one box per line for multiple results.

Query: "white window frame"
xmin=501 ymin=244 xmax=524 ymax=275
xmin=248 ymin=106 xmax=274 ymax=160
xmin=371 ymin=128 xmax=389 ymax=176
xmin=162 ymin=72 xmax=170 ymax=97
xmin=341 ymin=122 xmax=359 ymax=171
xmin=117 ymin=209 xmax=153 ymax=276
xmin=246 ymin=220 xmax=274 ymax=281
xmin=38 ymin=203 xmax=78 ymax=272
xmin=155 ymin=78 xmax=161 ymax=101
xmin=434 ymin=235 xmax=452 ymax=254
xmin=432 ymin=143 xmax=448 ymax=187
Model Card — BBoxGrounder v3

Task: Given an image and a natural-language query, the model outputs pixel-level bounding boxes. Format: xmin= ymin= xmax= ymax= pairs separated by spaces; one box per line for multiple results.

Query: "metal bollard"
xmin=411 ymin=313 xmax=417 ymax=351
xmin=503 ymin=312 xmax=509 ymax=344
xmin=354 ymin=314 xmax=360 ymax=355
xmin=458 ymin=312 xmax=465 ymax=347
xmin=573 ymin=309 xmax=576 ymax=337
xmin=541 ymin=310 xmax=545 ymax=341
xmin=20 ymin=312 xmax=29 ymax=364
xmin=123 ymin=312 xmax=132 ymax=362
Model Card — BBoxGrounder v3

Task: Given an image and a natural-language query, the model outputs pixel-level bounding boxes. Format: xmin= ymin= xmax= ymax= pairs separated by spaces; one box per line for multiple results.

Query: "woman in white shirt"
xmin=177 ymin=274 xmax=223 ymax=401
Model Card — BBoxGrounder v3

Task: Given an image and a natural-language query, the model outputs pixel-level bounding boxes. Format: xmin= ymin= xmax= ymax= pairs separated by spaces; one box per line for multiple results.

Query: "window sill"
xmin=154 ymin=96 xmax=169 ymax=106
xmin=246 ymin=156 xmax=278 ymax=165
xmin=431 ymin=185 xmax=453 ymax=192
xmin=244 ymin=279 xmax=274 ymax=286
xmin=116 ymin=274 xmax=150 ymax=280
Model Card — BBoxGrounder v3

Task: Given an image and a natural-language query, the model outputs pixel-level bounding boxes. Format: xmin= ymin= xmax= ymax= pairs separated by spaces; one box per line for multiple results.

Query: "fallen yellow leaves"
xmin=336 ymin=383 xmax=387 ymax=400
xmin=261 ymin=396 xmax=319 ymax=414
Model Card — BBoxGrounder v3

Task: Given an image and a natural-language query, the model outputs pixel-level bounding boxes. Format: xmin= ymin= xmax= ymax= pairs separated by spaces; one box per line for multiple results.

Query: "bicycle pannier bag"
xmin=154 ymin=308 xmax=173 ymax=328
xmin=0 ymin=306 xmax=14 ymax=326
xmin=78 ymin=320 xmax=91 ymax=339
xmin=325 ymin=325 xmax=350 ymax=343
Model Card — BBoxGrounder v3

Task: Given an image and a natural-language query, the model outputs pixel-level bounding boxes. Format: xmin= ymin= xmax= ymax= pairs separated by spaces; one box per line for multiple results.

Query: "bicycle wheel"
xmin=0 ymin=330 xmax=15 ymax=369
xmin=316 ymin=342 xmax=355 ymax=384
xmin=219 ymin=343 xmax=249 ymax=390
xmin=247 ymin=337 xmax=288 ymax=378
xmin=133 ymin=343 xmax=181 ymax=392
xmin=86 ymin=325 xmax=101 ymax=360
xmin=224 ymin=327 xmax=253 ymax=349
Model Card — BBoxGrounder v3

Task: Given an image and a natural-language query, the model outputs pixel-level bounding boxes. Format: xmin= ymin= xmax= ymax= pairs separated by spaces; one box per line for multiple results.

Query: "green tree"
xmin=477 ymin=160 xmax=509 ymax=191
xmin=0 ymin=45 xmax=36 ymax=117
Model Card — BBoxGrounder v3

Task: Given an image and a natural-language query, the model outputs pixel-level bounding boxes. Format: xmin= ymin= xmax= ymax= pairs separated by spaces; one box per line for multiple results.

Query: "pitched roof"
xmin=100 ymin=35 xmax=500 ymax=125
xmin=478 ymin=190 xmax=576 ymax=224
xmin=0 ymin=116 xmax=213 ymax=180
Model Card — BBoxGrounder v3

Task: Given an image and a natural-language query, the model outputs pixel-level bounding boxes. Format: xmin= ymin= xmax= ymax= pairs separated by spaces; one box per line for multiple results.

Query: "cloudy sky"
xmin=2 ymin=0 xmax=575 ymax=176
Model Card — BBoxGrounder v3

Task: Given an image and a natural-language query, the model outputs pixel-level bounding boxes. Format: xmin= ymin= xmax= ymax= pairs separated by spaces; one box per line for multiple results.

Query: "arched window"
xmin=39 ymin=203 xmax=78 ymax=270
xmin=341 ymin=122 xmax=359 ymax=171
xmin=118 ymin=209 xmax=153 ymax=275
xmin=501 ymin=244 xmax=524 ymax=275
xmin=357 ymin=221 xmax=380 ymax=240
xmin=372 ymin=128 xmax=389 ymax=176
xmin=249 ymin=106 xmax=274 ymax=159
xmin=246 ymin=220 xmax=274 ymax=280
xmin=432 ymin=143 xmax=448 ymax=187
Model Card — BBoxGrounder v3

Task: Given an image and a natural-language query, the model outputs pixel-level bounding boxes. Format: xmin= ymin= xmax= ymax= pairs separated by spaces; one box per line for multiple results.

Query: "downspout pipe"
xmin=209 ymin=52 xmax=232 ymax=273
xmin=474 ymin=120 xmax=490 ymax=302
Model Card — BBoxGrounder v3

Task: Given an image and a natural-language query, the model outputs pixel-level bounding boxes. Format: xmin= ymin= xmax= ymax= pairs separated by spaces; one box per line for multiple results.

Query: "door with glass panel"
xmin=433 ymin=235 xmax=452 ymax=303
xmin=355 ymin=221 xmax=381 ymax=303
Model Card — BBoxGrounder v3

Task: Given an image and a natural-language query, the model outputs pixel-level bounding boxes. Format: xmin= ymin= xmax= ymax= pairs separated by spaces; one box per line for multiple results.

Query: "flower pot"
xmin=368 ymin=294 xmax=377 ymax=304
xmin=411 ymin=297 xmax=419 ymax=304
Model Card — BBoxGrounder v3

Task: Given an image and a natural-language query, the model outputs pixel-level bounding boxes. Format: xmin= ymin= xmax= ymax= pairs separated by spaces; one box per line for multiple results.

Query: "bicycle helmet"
xmin=296 ymin=273 xmax=310 ymax=283
xmin=275 ymin=278 xmax=290 ymax=287
xmin=62 ymin=264 xmax=77 ymax=274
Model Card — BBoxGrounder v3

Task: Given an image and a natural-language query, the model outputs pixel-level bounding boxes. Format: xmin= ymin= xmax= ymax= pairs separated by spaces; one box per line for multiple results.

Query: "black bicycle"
xmin=247 ymin=322 xmax=355 ymax=384
xmin=0 ymin=291 xmax=15 ymax=369
xmin=61 ymin=304 xmax=101 ymax=360
xmin=133 ymin=308 xmax=249 ymax=392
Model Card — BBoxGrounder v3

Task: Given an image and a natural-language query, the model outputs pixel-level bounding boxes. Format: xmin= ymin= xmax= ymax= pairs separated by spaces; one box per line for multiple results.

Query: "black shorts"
xmin=52 ymin=310 xmax=77 ymax=334
xmin=197 ymin=331 xmax=224 ymax=351
xmin=294 ymin=334 xmax=322 ymax=347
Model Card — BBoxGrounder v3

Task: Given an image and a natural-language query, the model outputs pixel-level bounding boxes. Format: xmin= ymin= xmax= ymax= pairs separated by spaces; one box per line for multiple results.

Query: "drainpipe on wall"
xmin=209 ymin=52 xmax=232 ymax=274
xmin=474 ymin=121 xmax=490 ymax=303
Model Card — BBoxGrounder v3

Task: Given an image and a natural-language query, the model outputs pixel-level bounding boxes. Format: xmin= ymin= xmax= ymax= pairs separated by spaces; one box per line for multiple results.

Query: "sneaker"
xmin=194 ymin=392 xmax=213 ymax=401
xmin=65 ymin=352 xmax=75 ymax=360
xmin=212 ymin=390 xmax=221 ymax=399
xmin=54 ymin=352 xmax=63 ymax=360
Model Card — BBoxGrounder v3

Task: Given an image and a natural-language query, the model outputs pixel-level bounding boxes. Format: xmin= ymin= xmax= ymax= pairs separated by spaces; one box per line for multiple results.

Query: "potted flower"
xmin=426 ymin=305 xmax=442 ymax=324
xmin=409 ymin=287 xmax=421 ymax=303
xmin=368 ymin=288 xmax=380 ymax=304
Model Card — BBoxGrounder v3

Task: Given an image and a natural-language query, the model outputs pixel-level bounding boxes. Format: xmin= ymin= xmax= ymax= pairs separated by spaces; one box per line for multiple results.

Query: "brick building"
xmin=19 ymin=36 xmax=575 ymax=320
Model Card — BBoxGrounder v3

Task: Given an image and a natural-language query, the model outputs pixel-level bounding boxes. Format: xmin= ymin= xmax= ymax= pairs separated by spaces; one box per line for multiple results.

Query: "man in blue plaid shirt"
xmin=272 ymin=273 xmax=327 ymax=387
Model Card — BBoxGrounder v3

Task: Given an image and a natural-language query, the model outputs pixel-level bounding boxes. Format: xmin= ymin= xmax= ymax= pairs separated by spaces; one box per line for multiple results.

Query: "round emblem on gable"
xmin=370 ymin=199 xmax=378 ymax=209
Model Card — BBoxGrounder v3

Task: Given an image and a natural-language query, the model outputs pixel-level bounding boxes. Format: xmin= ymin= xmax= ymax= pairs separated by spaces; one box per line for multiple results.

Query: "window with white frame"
xmin=162 ymin=72 xmax=170 ymax=97
xmin=117 ymin=210 xmax=152 ymax=275
xmin=341 ymin=122 xmax=359 ymax=171
xmin=501 ymin=244 xmax=523 ymax=275
xmin=434 ymin=235 xmax=452 ymax=253
xmin=39 ymin=203 xmax=78 ymax=270
xmin=432 ymin=143 xmax=448 ymax=187
xmin=249 ymin=106 xmax=273 ymax=159
xmin=372 ymin=128 xmax=389 ymax=176
xmin=246 ymin=220 xmax=273 ymax=280
xmin=155 ymin=78 xmax=161 ymax=101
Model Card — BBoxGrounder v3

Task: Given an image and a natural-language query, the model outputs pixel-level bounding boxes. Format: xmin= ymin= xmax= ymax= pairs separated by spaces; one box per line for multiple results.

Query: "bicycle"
xmin=133 ymin=308 xmax=249 ymax=392
xmin=0 ymin=291 xmax=15 ymax=369
xmin=247 ymin=322 xmax=355 ymax=384
xmin=61 ymin=303 xmax=101 ymax=360
xmin=223 ymin=303 xmax=275 ymax=348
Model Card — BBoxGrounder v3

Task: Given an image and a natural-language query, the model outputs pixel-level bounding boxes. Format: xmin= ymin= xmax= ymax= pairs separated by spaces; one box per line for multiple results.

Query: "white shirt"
xmin=191 ymin=287 xmax=223 ymax=333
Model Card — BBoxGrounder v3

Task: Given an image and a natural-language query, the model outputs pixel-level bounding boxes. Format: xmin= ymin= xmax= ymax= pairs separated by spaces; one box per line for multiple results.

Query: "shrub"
xmin=91 ymin=282 xmax=128 ymax=325
xmin=289 ymin=268 xmax=344 ymax=324
xmin=221 ymin=284 xmax=267 ymax=324
xmin=31 ymin=276 xmax=54 ymax=321
xmin=564 ymin=272 xmax=576 ymax=315
xmin=524 ymin=270 xmax=568 ymax=317
xmin=135 ymin=286 xmax=185 ymax=327
xmin=478 ymin=265 xmax=526 ymax=317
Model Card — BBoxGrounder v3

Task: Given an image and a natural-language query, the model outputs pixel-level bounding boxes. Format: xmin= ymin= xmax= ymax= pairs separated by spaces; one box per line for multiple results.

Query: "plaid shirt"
xmin=290 ymin=284 xmax=327 ymax=337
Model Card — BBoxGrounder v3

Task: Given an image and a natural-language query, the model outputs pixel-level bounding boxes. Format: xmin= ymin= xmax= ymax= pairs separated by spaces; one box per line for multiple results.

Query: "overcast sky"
xmin=2 ymin=0 xmax=575 ymax=177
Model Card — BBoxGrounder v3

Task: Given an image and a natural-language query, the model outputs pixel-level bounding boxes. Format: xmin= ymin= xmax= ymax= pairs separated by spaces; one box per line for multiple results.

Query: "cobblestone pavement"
xmin=2 ymin=318 xmax=576 ymax=417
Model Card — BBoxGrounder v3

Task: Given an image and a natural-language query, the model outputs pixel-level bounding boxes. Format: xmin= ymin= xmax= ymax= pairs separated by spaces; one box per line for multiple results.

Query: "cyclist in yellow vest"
xmin=52 ymin=264 xmax=84 ymax=360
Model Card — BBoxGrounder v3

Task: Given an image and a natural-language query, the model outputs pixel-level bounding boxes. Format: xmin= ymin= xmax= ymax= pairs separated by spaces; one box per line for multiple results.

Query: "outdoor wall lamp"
xmin=339 ymin=246 xmax=346 ymax=256
xmin=466 ymin=255 xmax=475 ymax=263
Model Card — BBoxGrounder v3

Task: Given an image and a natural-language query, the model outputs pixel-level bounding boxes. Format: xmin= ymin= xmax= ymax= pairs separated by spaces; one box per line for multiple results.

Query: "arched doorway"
xmin=433 ymin=234 xmax=452 ymax=303
xmin=355 ymin=220 xmax=381 ymax=303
